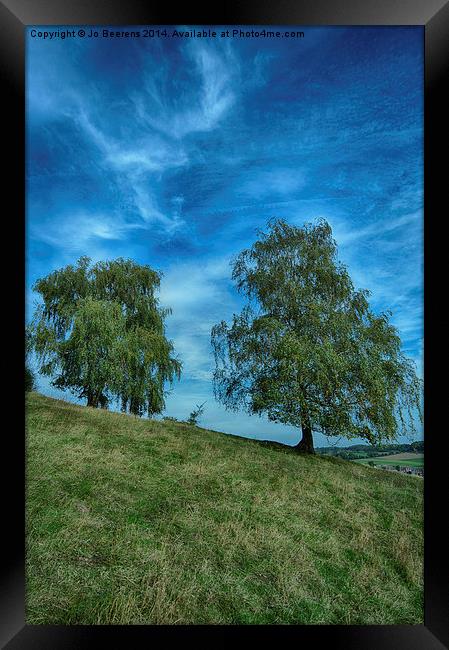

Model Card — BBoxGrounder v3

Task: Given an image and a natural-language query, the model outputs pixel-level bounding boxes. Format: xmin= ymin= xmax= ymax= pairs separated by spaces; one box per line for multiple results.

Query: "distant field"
xmin=379 ymin=453 xmax=424 ymax=462
xmin=356 ymin=453 xmax=424 ymax=468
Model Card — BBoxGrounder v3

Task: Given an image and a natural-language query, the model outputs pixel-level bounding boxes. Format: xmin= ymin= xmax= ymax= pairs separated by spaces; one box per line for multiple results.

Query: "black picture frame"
xmin=2 ymin=1 xmax=447 ymax=647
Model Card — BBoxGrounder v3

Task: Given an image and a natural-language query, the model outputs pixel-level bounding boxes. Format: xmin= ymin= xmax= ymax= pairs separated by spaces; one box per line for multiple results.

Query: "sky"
xmin=26 ymin=26 xmax=424 ymax=447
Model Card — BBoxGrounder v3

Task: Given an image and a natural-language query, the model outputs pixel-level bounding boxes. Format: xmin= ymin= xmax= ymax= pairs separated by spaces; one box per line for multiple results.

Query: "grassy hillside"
xmin=26 ymin=392 xmax=423 ymax=625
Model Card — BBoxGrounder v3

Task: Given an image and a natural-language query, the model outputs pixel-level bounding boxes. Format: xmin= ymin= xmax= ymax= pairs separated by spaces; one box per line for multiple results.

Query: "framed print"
xmin=1 ymin=0 xmax=448 ymax=647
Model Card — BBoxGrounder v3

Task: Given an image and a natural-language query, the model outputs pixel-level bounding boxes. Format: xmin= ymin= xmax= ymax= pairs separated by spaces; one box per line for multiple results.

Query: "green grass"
xmin=26 ymin=392 xmax=423 ymax=625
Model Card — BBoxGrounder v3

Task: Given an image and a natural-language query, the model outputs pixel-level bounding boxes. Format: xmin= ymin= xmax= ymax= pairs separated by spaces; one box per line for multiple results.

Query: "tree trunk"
xmin=99 ymin=393 xmax=108 ymax=409
xmin=86 ymin=390 xmax=99 ymax=408
xmin=295 ymin=422 xmax=315 ymax=454
xmin=87 ymin=394 xmax=98 ymax=408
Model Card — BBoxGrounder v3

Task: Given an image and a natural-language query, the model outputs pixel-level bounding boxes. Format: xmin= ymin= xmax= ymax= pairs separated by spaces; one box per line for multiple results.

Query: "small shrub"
xmin=187 ymin=401 xmax=206 ymax=426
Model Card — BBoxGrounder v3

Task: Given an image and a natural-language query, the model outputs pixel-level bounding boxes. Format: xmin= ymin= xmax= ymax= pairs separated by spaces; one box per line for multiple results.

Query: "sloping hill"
xmin=26 ymin=392 xmax=423 ymax=624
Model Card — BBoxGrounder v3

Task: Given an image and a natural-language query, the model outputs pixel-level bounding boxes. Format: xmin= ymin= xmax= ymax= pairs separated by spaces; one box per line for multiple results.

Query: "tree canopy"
xmin=211 ymin=219 xmax=422 ymax=453
xmin=31 ymin=257 xmax=181 ymax=416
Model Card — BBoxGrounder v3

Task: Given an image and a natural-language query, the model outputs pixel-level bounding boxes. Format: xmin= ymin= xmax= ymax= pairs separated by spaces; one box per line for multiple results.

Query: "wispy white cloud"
xmin=327 ymin=210 xmax=422 ymax=248
xmin=137 ymin=40 xmax=237 ymax=138
xmin=28 ymin=38 xmax=240 ymax=242
xmin=77 ymin=108 xmax=189 ymax=174
xmin=72 ymin=107 xmax=188 ymax=233
xmin=31 ymin=211 xmax=145 ymax=251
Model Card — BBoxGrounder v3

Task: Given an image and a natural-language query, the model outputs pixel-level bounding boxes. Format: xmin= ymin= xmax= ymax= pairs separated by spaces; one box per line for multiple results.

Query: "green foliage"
xmin=29 ymin=257 xmax=181 ymax=416
xmin=187 ymin=401 xmax=206 ymax=426
xmin=212 ymin=219 xmax=423 ymax=450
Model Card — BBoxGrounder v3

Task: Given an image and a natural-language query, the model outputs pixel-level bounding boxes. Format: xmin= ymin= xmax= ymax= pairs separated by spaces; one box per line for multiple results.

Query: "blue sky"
xmin=26 ymin=26 xmax=424 ymax=447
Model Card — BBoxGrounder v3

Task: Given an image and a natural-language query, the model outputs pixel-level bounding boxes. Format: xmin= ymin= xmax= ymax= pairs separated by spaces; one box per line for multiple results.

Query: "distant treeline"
xmin=317 ymin=441 xmax=424 ymax=461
